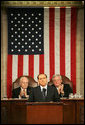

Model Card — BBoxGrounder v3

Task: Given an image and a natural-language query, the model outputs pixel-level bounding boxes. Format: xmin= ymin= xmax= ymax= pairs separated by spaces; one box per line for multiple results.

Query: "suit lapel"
xmin=27 ymin=87 xmax=31 ymax=94
xmin=37 ymin=86 xmax=43 ymax=97
xmin=18 ymin=87 xmax=21 ymax=95
xmin=47 ymin=85 xmax=50 ymax=97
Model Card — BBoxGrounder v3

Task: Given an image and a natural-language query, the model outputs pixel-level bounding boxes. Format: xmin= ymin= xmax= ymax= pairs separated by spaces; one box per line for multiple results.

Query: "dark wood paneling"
xmin=76 ymin=100 xmax=84 ymax=124
xmin=26 ymin=104 xmax=63 ymax=124
xmin=1 ymin=101 xmax=10 ymax=124
xmin=1 ymin=99 xmax=84 ymax=124
xmin=11 ymin=102 xmax=27 ymax=124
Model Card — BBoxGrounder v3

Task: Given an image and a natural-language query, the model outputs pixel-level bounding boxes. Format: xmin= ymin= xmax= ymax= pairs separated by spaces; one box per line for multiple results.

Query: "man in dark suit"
xmin=28 ymin=74 xmax=60 ymax=102
xmin=52 ymin=74 xmax=73 ymax=98
xmin=12 ymin=76 xmax=32 ymax=98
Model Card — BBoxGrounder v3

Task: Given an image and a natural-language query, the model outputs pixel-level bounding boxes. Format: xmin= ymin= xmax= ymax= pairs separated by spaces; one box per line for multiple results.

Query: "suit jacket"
xmin=52 ymin=83 xmax=73 ymax=98
xmin=28 ymin=85 xmax=60 ymax=102
xmin=12 ymin=86 xmax=32 ymax=98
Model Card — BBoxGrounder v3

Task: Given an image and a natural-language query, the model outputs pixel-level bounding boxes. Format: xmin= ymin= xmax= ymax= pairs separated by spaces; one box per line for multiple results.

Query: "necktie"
xmin=42 ymin=88 xmax=46 ymax=97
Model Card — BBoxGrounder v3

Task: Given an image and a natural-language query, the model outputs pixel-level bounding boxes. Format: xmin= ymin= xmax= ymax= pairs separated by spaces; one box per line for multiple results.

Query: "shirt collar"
xmin=40 ymin=84 xmax=47 ymax=91
xmin=56 ymin=87 xmax=58 ymax=90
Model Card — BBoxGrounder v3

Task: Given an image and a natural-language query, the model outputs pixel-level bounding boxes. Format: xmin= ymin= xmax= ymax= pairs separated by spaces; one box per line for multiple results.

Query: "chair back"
xmin=12 ymin=75 xmax=38 ymax=90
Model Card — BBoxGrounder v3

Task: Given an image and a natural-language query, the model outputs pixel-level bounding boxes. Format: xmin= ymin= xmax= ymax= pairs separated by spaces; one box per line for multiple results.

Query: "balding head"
xmin=19 ymin=76 xmax=29 ymax=89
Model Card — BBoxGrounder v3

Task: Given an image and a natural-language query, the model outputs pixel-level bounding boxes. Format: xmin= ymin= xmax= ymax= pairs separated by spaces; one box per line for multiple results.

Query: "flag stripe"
xmin=49 ymin=8 xmax=55 ymax=79
xmin=23 ymin=55 xmax=28 ymax=75
xmin=44 ymin=8 xmax=50 ymax=81
xmin=29 ymin=55 xmax=34 ymax=78
xmin=12 ymin=55 xmax=18 ymax=82
xmin=18 ymin=55 xmax=23 ymax=77
xmin=71 ymin=8 xmax=77 ymax=93
xmin=34 ymin=55 xmax=39 ymax=81
xmin=39 ymin=54 xmax=44 ymax=74
xmin=28 ymin=56 xmax=29 ymax=76
xmin=65 ymin=8 xmax=71 ymax=79
xmin=60 ymin=8 xmax=65 ymax=75
xmin=7 ymin=55 xmax=12 ymax=98
xmin=55 ymin=8 xmax=60 ymax=75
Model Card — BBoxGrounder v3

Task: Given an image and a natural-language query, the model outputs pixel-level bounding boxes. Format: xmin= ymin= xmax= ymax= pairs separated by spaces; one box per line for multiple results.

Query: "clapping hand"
xmin=20 ymin=89 xmax=26 ymax=97
xmin=58 ymin=84 xmax=64 ymax=95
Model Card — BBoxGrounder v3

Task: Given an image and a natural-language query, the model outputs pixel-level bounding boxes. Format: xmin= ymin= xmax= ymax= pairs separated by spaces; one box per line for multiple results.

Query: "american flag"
xmin=7 ymin=7 xmax=77 ymax=98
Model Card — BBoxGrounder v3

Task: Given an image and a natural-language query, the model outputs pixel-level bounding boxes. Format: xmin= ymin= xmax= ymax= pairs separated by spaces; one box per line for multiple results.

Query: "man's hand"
xmin=20 ymin=89 xmax=26 ymax=97
xmin=58 ymin=84 xmax=64 ymax=95
xmin=24 ymin=91 xmax=29 ymax=98
xmin=19 ymin=89 xmax=29 ymax=98
xmin=60 ymin=84 xmax=64 ymax=94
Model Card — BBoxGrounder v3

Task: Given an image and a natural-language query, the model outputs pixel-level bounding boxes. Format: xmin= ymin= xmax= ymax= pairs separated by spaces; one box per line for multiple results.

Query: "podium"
xmin=11 ymin=102 xmax=64 ymax=124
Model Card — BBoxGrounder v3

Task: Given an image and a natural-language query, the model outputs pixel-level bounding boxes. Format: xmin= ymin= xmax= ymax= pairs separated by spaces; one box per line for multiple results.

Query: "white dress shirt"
xmin=40 ymin=85 xmax=47 ymax=96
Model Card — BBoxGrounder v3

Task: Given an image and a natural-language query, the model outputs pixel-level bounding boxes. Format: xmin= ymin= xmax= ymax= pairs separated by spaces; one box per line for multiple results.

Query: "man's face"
xmin=52 ymin=76 xmax=62 ymax=87
xmin=38 ymin=74 xmax=48 ymax=87
xmin=20 ymin=77 xmax=29 ymax=89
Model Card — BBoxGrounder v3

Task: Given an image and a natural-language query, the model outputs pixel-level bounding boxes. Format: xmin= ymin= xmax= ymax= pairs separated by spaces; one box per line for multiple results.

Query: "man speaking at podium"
xmin=29 ymin=74 xmax=60 ymax=102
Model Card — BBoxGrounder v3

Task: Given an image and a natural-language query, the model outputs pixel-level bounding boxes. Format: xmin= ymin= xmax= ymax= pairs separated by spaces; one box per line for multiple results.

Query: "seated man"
xmin=12 ymin=76 xmax=32 ymax=98
xmin=52 ymin=74 xmax=73 ymax=98
xmin=28 ymin=74 xmax=60 ymax=102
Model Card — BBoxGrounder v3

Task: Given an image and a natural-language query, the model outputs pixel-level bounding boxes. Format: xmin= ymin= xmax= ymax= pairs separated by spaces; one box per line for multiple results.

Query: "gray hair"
xmin=52 ymin=74 xmax=62 ymax=80
xmin=19 ymin=76 xmax=29 ymax=83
